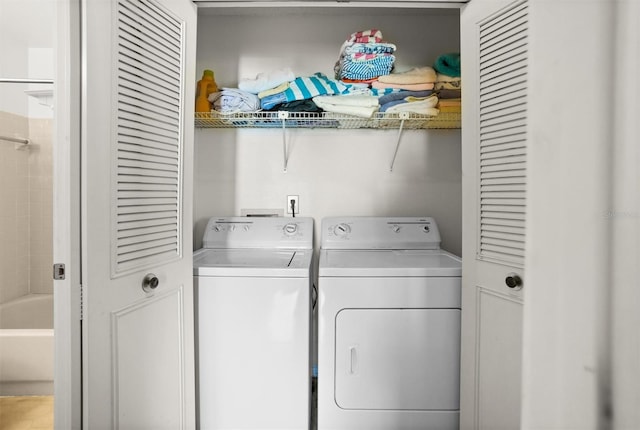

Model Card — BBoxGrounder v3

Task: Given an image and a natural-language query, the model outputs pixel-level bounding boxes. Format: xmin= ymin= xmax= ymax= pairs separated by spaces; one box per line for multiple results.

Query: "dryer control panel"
xmin=203 ymin=217 xmax=313 ymax=249
xmin=321 ymin=217 xmax=441 ymax=250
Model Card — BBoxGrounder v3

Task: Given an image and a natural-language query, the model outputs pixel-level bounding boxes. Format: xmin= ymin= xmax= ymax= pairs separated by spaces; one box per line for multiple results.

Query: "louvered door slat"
xmin=480 ymin=81 xmax=527 ymax=103
xmin=118 ymin=142 xmax=178 ymax=158
xmin=113 ymin=0 xmax=184 ymax=274
xmin=479 ymin=2 xmax=528 ymax=40
xmin=478 ymin=1 xmax=528 ymax=267
xmin=118 ymin=10 xmax=181 ymax=58
xmin=118 ymin=150 xmax=179 ymax=166
xmin=130 ymin=0 xmax=181 ymax=41
xmin=118 ymin=132 xmax=178 ymax=151
xmin=481 ymin=216 xmax=525 ymax=228
xmin=118 ymin=119 xmax=179 ymax=141
xmin=118 ymin=109 xmax=179 ymax=135
xmin=118 ymin=218 xmax=177 ymax=231
xmin=117 ymin=222 xmax=178 ymax=238
xmin=117 ymin=246 xmax=178 ymax=265
xmin=118 ymin=43 xmax=181 ymax=87
xmin=481 ymin=147 xmax=525 ymax=159
xmin=119 ymin=89 xmax=179 ymax=118
xmin=118 ymin=190 xmax=178 ymax=199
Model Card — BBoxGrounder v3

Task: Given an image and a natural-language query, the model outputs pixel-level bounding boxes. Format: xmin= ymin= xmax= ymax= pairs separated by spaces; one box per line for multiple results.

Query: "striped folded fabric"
xmin=348 ymin=29 xmax=383 ymax=43
xmin=340 ymin=55 xmax=396 ymax=81
xmin=260 ymin=73 xmax=350 ymax=110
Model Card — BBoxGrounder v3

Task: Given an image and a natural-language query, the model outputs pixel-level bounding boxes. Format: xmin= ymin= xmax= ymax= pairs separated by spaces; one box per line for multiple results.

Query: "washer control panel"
xmin=202 ymin=217 xmax=313 ymax=249
xmin=321 ymin=217 xmax=441 ymax=250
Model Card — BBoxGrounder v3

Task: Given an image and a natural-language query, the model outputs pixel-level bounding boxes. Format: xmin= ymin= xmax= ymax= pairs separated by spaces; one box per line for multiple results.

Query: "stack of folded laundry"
xmin=335 ymin=29 xmax=397 ymax=83
xmin=259 ymin=72 xmax=351 ymax=111
xmin=433 ymin=53 xmax=461 ymax=113
xmin=207 ymin=68 xmax=297 ymax=113
xmin=371 ymin=66 xmax=439 ymax=115
xmin=372 ymin=66 xmax=437 ymax=92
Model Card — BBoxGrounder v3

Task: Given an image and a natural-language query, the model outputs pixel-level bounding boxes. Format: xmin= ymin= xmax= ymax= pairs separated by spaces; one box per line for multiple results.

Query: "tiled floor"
xmin=0 ymin=396 xmax=53 ymax=430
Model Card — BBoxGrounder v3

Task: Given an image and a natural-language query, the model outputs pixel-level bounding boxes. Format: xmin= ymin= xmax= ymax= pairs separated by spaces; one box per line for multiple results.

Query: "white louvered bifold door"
xmin=478 ymin=0 xmax=528 ymax=267
xmin=82 ymin=0 xmax=196 ymax=427
xmin=113 ymin=0 xmax=184 ymax=274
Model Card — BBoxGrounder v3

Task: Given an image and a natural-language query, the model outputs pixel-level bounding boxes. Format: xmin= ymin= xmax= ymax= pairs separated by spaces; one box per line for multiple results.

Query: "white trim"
xmin=54 ymin=0 xmax=82 ymax=428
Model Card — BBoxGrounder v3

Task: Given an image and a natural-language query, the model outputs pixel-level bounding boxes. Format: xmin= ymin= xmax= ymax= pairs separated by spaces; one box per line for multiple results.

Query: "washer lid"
xmin=193 ymin=248 xmax=312 ymax=277
xmin=318 ymin=249 xmax=461 ymax=277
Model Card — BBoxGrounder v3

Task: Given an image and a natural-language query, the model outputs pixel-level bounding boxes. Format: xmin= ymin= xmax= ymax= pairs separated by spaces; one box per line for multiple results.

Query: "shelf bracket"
xmin=280 ymin=111 xmax=290 ymax=172
xmin=389 ymin=112 xmax=409 ymax=172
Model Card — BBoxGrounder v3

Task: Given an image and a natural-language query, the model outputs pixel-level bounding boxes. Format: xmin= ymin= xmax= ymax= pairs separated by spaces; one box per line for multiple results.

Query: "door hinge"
xmin=53 ymin=263 xmax=66 ymax=280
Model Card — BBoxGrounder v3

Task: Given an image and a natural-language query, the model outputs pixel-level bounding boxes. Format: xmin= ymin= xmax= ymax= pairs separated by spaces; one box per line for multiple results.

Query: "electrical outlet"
xmin=287 ymin=195 xmax=299 ymax=214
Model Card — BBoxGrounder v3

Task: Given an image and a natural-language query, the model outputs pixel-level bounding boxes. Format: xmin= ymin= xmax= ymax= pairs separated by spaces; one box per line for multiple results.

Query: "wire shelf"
xmin=194 ymin=111 xmax=460 ymax=130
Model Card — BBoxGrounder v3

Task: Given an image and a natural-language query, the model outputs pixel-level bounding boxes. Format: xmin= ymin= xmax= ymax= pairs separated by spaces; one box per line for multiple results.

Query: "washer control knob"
xmin=283 ymin=223 xmax=298 ymax=235
xmin=243 ymin=225 xmax=251 ymax=231
xmin=228 ymin=224 xmax=236 ymax=232
xmin=334 ymin=223 xmax=351 ymax=236
xmin=214 ymin=224 xmax=223 ymax=232
xmin=422 ymin=225 xmax=430 ymax=233
xmin=392 ymin=225 xmax=401 ymax=233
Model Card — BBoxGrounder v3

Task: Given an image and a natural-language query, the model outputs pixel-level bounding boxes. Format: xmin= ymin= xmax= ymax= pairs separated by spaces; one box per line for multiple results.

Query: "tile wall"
xmin=0 ymin=110 xmax=53 ymax=304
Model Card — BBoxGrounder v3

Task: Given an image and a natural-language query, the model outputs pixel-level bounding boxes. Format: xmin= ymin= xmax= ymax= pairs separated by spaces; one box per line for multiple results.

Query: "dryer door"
xmin=334 ymin=308 xmax=460 ymax=411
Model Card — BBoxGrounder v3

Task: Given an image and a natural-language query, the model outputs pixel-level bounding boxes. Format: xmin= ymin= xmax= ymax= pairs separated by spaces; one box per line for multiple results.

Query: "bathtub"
xmin=0 ymin=294 xmax=54 ymax=395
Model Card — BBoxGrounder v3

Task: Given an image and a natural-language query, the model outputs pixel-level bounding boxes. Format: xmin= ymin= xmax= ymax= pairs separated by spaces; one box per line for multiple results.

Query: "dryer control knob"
xmin=214 ymin=224 xmax=224 ymax=232
xmin=283 ymin=223 xmax=298 ymax=235
xmin=422 ymin=225 xmax=430 ymax=233
xmin=392 ymin=225 xmax=401 ymax=233
xmin=333 ymin=223 xmax=351 ymax=236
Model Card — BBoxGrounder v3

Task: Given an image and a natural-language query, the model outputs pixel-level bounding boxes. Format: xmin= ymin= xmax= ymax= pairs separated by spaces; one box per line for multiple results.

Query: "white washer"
xmin=317 ymin=217 xmax=462 ymax=430
xmin=194 ymin=217 xmax=313 ymax=430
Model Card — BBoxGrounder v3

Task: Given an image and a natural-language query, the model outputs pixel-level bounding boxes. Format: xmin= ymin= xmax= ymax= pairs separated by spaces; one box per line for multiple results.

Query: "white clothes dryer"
xmin=194 ymin=217 xmax=313 ymax=430
xmin=317 ymin=217 xmax=462 ymax=430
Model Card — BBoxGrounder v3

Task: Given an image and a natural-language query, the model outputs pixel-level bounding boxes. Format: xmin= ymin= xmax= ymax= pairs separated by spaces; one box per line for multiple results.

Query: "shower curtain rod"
xmin=0 ymin=78 xmax=54 ymax=84
xmin=0 ymin=135 xmax=29 ymax=145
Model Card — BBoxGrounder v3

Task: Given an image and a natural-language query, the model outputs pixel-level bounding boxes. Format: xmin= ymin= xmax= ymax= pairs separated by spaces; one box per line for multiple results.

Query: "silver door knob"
xmin=505 ymin=273 xmax=523 ymax=290
xmin=142 ymin=273 xmax=159 ymax=293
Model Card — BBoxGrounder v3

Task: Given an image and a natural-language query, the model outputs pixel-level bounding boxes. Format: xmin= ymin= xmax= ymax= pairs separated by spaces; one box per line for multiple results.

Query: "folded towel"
xmin=382 ymin=94 xmax=439 ymax=115
xmin=436 ymin=73 xmax=461 ymax=83
xmin=433 ymin=53 xmax=461 ymax=78
xmin=313 ymin=95 xmax=379 ymax=118
xmin=238 ymin=68 xmax=295 ymax=94
xmin=436 ymin=89 xmax=462 ymax=99
xmin=209 ymin=88 xmax=260 ymax=113
xmin=377 ymin=66 xmax=437 ymax=85
xmin=258 ymin=82 xmax=290 ymax=99
xmin=372 ymin=81 xmax=435 ymax=91
xmin=434 ymin=74 xmax=462 ymax=90
xmin=313 ymin=95 xmax=379 ymax=108
xmin=437 ymin=98 xmax=461 ymax=107
xmin=342 ymin=42 xmax=396 ymax=57
xmin=378 ymin=90 xmax=434 ymax=106
xmin=386 ymin=102 xmax=439 ymax=116
xmin=348 ymin=29 xmax=383 ymax=43
xmin=437 ymin=105 xmax=461 ymax=113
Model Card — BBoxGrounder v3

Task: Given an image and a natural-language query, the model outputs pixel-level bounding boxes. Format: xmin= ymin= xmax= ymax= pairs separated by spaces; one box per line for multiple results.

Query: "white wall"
xmin=0 ymin=0 xmax=54 ymax=118
xmin=194 ymin=8 xmax=463 ymax=255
